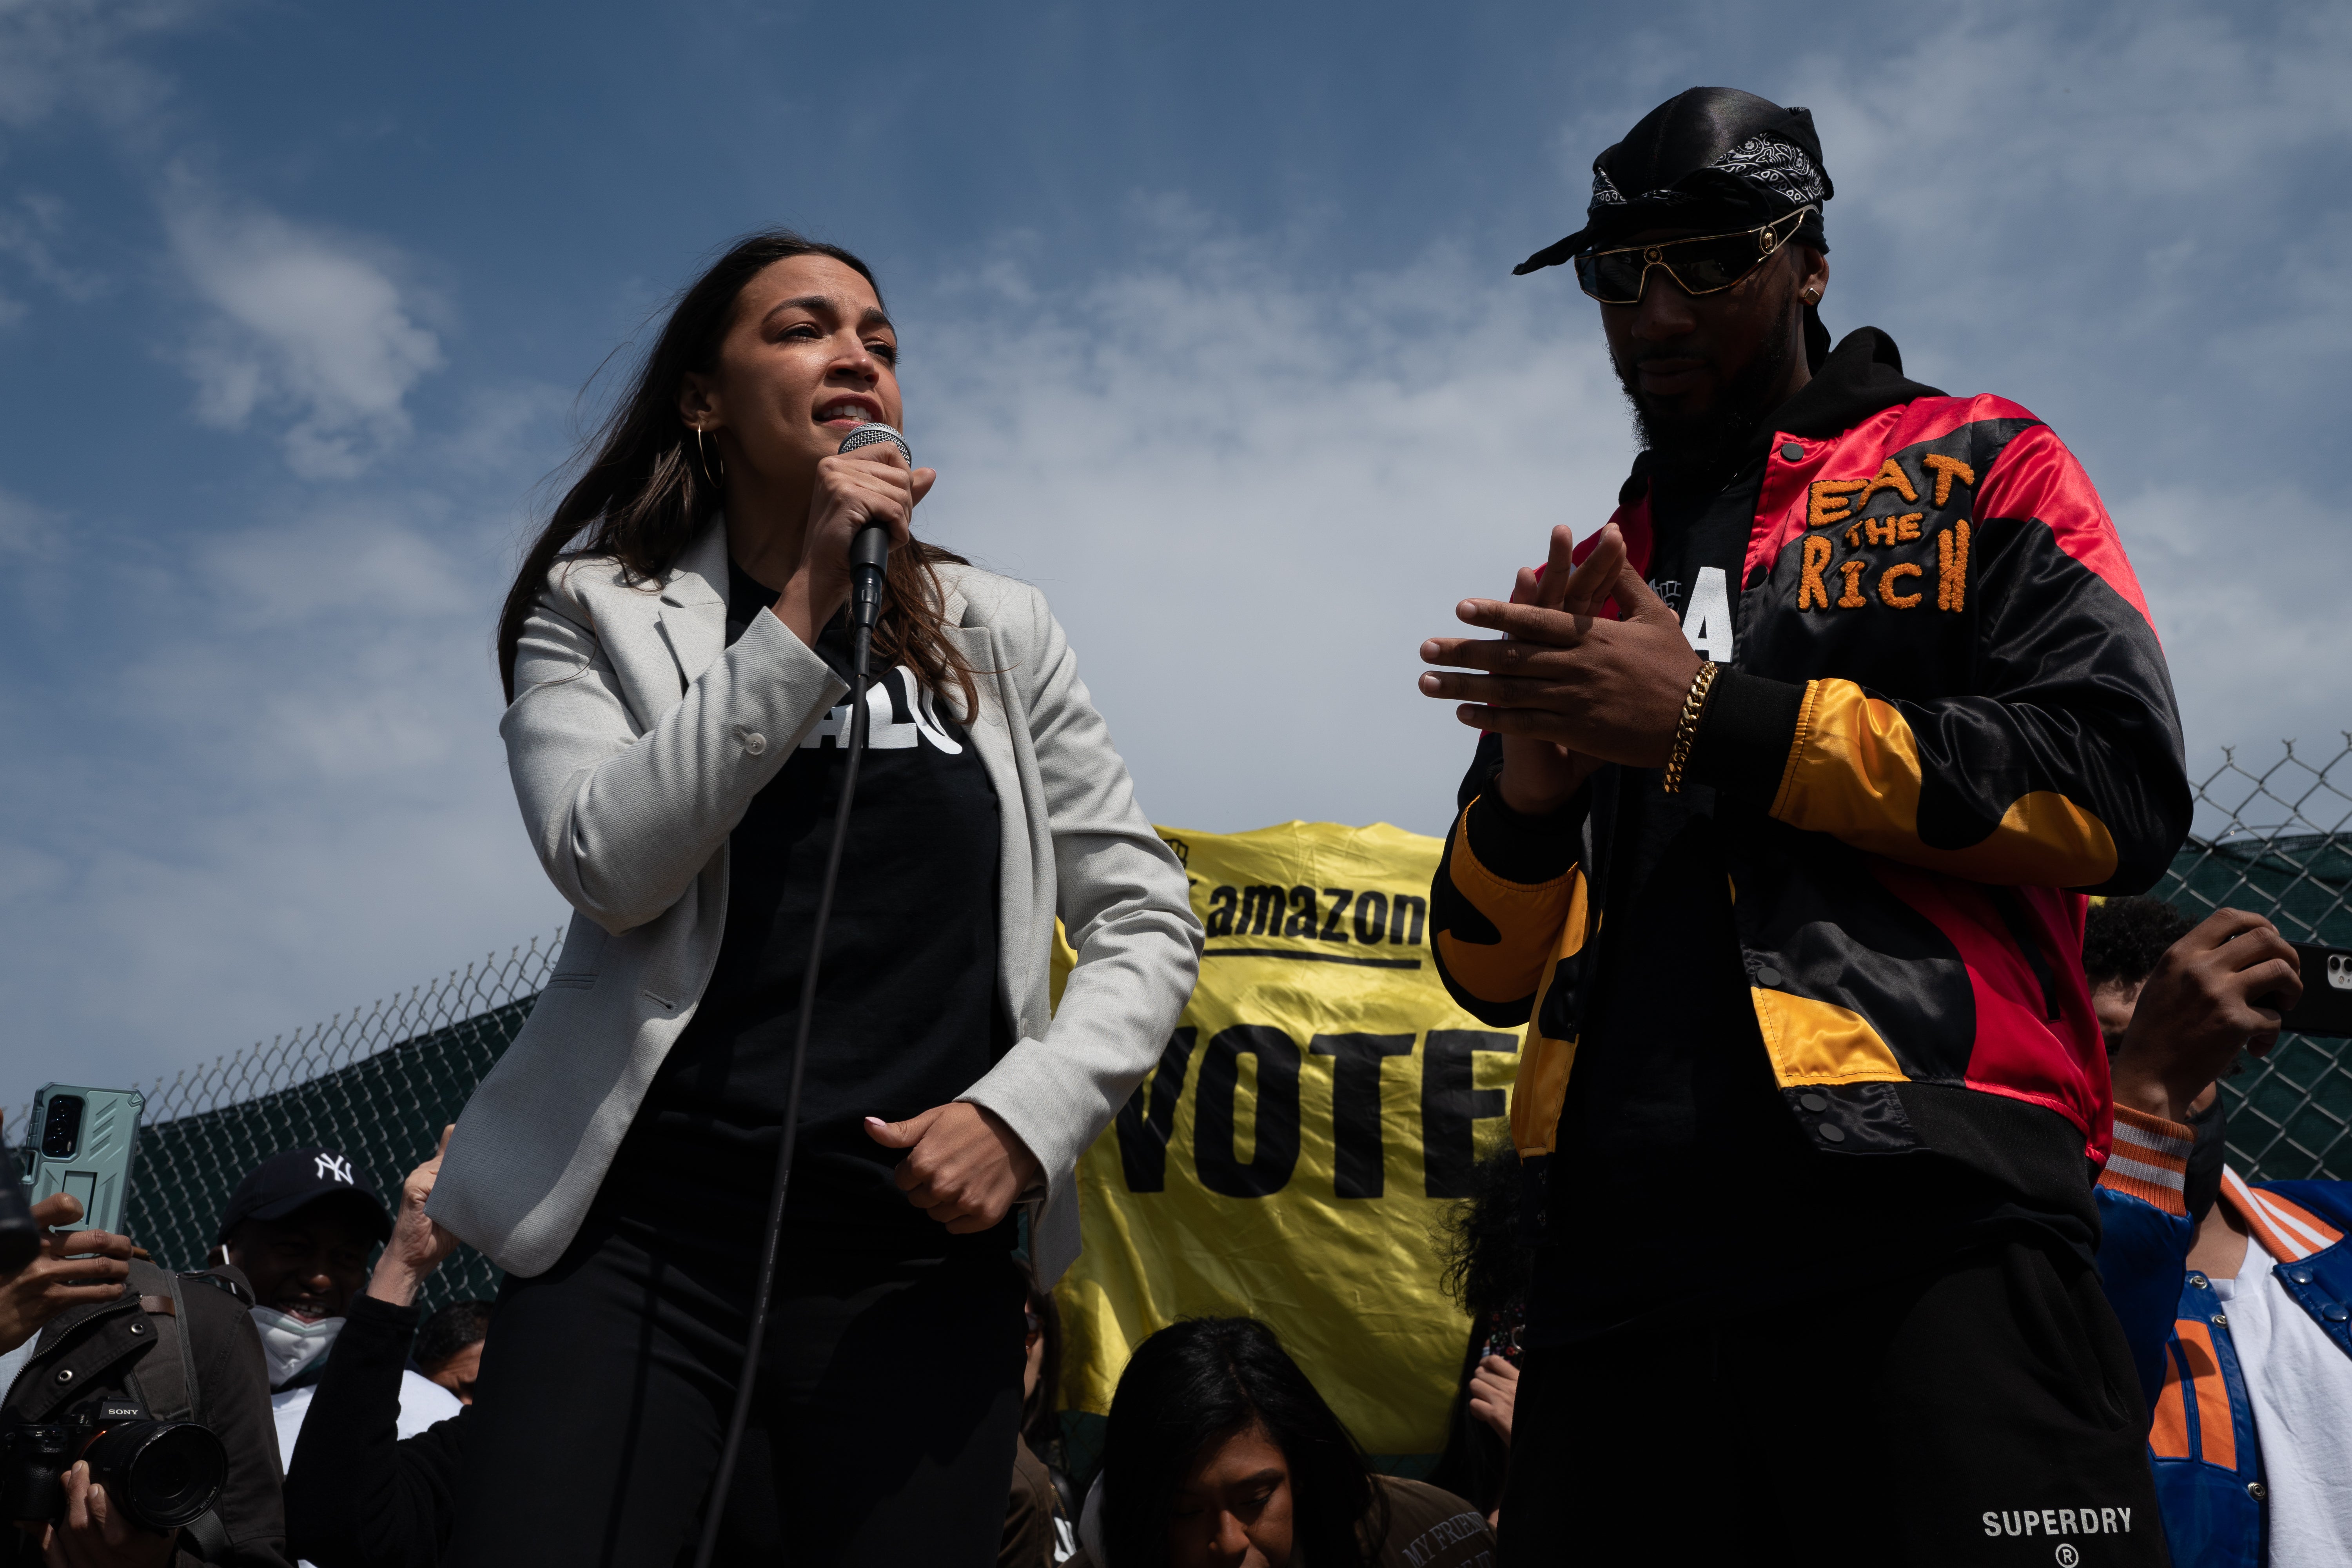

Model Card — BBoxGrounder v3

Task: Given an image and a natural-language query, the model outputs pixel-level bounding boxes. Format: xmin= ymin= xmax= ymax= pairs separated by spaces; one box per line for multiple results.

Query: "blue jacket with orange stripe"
xmin=2095 ymin=1105 xmax=2352 ymax=1568
xmin=1431 ymin=328 xmax=2190 ymax=1203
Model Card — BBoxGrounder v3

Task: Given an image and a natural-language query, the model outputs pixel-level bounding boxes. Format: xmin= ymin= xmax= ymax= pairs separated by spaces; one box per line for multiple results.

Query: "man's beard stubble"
xmin=1615 ymin=318 xmax=1798 ymax=498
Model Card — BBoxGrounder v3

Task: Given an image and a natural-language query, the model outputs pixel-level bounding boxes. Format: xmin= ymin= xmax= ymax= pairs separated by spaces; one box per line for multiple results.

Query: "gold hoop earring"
xmin=693 ymin=426 xmax=726 ymax=492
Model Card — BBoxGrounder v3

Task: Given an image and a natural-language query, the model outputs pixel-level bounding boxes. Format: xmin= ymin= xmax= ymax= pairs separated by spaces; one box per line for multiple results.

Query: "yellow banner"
xmin=1051 ymin=820 xmax=1523 ymax=1460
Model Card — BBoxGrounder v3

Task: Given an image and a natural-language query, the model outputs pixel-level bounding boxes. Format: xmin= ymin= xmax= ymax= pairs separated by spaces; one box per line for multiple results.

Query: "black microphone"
xmin=837 ymin=422 xmax=911 ymax=635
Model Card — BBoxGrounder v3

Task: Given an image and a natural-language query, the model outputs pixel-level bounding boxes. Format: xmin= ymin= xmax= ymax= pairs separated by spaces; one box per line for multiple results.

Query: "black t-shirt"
xmin=1555 ymin=471 xmax=1766 ymax=1192
xmin=605 ymin=561 xmax=1009 ymax=1256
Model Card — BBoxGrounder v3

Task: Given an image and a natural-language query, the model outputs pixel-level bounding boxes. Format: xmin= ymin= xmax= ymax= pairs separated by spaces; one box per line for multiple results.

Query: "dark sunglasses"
xmin=1573 ymin=205 xmax=1815 ymax=306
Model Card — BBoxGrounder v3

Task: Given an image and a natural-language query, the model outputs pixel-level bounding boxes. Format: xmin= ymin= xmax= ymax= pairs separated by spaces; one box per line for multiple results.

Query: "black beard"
xmin=1616 ymin=322 xmax=1797 ymax=499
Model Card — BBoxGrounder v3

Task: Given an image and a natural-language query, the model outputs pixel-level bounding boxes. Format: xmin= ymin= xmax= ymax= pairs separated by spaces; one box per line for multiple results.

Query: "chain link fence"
xmin=11 ymin=934 xmax=564 ymax=1316
xmin=9 ymin=737 xmax=2351 ymax=1313
xmin=2154 ymin=736 xmax=2352 ymax=1183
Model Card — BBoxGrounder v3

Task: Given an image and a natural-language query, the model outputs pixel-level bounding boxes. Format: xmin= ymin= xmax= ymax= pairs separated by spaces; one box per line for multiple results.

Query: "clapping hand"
xmin=1417 ymin=522 xmax=1701 ymax=811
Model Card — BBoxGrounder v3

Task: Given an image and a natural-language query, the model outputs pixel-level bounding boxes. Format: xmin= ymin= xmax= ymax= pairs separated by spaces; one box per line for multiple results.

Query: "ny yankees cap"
xmin=215 ymin=1145 xmax=392 ymax=1244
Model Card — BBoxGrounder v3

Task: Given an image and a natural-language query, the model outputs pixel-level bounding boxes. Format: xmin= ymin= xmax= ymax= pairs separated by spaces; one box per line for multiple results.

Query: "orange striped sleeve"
xmin=1770 ymin=678 xmax=2122 ymax=887
xmin=2100 ymin=1106 xmax=2192 ymax=1216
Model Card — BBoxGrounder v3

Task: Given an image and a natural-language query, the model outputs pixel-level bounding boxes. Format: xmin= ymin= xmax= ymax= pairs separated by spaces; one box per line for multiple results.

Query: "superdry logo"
xmin=1981 ymin=1505 xmax=2131 ymax=1541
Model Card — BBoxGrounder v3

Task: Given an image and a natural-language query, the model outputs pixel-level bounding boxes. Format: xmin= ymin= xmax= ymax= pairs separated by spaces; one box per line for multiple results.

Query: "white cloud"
xmin=0 ymin=489 xmax=567 ymax=1094
xmin=166 ymin=189 xmax=445 ymax=478
xmin=0 ymin=485 xmax=59 ymax=556
xmin=7 ymin=0 xmax=2350 ymax=1099
xmin=909 ymin=232 xmax=1641 ymax=837
xmin=0 ymin=0 xmax=189 ymax=132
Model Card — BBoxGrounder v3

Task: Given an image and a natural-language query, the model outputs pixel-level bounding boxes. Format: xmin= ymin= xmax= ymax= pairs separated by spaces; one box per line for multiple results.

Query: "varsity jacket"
xmin=2094 ymin=1106 xmax=2352 ymax=1568
xmin=1431 ymin=328 xmax=2190 ymax=1205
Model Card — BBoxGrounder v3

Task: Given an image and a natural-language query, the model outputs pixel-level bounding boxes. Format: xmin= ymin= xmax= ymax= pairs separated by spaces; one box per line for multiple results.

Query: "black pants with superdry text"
xmin=1499 ymin=1236 xmax=2170 ymax=1568
xmin=440 ymin=1210 xmax=1025 ymax=1568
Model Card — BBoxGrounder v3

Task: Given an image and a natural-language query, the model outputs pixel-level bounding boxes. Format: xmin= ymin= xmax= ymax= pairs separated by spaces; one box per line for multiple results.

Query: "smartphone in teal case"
xmin=22 ymin=1084 xmax=145 ymax=1237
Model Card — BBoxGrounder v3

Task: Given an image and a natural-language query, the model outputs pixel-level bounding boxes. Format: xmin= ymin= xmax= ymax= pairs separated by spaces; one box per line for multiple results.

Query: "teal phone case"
xmin=23 ymin=1084 xmax=145 ymax=1238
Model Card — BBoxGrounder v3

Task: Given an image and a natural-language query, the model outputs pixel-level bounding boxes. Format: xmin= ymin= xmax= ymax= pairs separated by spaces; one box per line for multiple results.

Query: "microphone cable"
xmin=693 ymin=423 xmax=907 ymax=1568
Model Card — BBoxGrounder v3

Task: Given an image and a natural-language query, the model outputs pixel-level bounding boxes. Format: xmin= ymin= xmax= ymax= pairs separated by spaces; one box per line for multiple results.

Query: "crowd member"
xmin=1006 ymin=1280 xmax=1076 ymax=1565
xmin=428 ymin=229 xmax=1200 ymax=1566
xmin=1417 ymin=85 xmax=2190 ymax=1563
xmin=2085 ymin=895 xmax=2195 ymax=1050
xmin=2091 ymin=903 xmax=2352 ymax=1565
xmin=1426 ymin=1144 xmax=1530 ymax=1523
xmin=2 ymin=1190 xmax=290 ymax=1568
xmin=282 ymin=1132 xmax=469 ymax=1568
xmin=212 ymin=1147 xmax=459 ymax=1462
xmin=285 ymin=1132 xmax=1079 ymax=1567
xmin=1071 ymin=1318 xmax=1494 ymax=1568
xmin=410 ymin=1303 xmax=489 ymax=1406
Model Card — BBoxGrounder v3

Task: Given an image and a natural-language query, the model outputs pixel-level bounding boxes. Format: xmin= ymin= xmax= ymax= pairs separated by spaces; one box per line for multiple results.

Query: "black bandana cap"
xmin=1517 ymin=87 xmax=1836 ymax=362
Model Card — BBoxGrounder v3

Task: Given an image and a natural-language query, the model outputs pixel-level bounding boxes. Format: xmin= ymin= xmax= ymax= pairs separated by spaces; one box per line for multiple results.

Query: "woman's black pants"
xmin=442 ymin=1209 xmax=1025 ymax=1568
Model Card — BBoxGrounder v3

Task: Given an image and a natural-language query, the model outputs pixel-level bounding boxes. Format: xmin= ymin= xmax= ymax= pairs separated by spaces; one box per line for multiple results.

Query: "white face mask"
xmin=249 ymin=1305 xmax=343 ymax=1388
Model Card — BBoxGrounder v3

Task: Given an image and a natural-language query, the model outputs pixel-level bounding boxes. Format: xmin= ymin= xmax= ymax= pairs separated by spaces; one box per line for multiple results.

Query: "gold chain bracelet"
xmin=1662 ymin=661 xmax=1720 ymax=795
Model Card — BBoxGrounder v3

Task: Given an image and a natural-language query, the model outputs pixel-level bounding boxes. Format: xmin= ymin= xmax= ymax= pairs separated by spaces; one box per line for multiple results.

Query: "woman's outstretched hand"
xmin=772 ymin=440 xmax=936 ymax=645
xmin=865 ymin=1103 xmax=1042 ymax=1234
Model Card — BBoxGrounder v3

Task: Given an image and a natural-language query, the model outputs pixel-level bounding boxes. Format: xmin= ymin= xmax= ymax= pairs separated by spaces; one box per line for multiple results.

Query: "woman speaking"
xmin=427 ymin=231 xmax=1202 ymax=1564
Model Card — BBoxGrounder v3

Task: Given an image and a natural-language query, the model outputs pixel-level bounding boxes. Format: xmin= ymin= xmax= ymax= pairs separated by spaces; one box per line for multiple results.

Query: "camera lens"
xmin=80 ymin=1422 xmax=226 ymax=1532
xmin=39 ymin=1097 xmax=83 ymax=1160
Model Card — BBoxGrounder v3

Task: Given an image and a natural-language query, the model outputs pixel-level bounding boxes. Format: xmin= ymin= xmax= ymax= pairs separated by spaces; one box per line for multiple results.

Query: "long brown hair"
xmin=498 ymin=230 xmax=979 ymax=711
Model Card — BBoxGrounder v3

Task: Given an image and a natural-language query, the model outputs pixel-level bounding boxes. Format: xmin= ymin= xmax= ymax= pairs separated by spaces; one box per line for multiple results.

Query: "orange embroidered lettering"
xmin=1878 ymin=563 xmax=1924 ymax=608
xmin=1808 ymin=479 xmax=1867 ymax=528
xmin=1837 ymin=559 xmax=1868 ymax=608
xmin=1798 ymin=535 xmax=1833 ymax=610
xmin=1856 ymin=457 xmax=1918 ymax=508
xmin=1894 ymin=512 xmax=1922 ymax=541
xmin=1937 ymin=521 xmax=1970 ymax=611
xmin=1922 ymin=454 xmax=1976 ymax=507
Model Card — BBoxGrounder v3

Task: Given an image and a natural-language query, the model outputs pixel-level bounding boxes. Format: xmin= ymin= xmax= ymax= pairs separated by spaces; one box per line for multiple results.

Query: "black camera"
xmin=0 ymin=1399 xmax=226 ymax=1534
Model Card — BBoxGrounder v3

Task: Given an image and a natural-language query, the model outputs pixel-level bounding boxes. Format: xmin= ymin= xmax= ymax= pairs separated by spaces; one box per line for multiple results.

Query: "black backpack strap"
xmin=120 ymin=1259 xmax=198 ymax=1424
xmin=180 ymin=1507 xmax=232 ymax=1562
xmin=165 ymin=1270 xmax=203 ymax=1425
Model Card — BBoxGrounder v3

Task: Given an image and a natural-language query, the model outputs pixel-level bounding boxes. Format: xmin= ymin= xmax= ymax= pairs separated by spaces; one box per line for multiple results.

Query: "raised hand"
xmin=1466 ymin=1354 xmax=1521 ymax=1445
xmin=367 ymin=1125 xmax=462 ymax=1308
xmin=2111 ymin=910 xmax=2303 ymax=1124
xmin=0 ymin=1195 xmax=132 ymax=1356
xmin=773 ymin=439 xmax=936 ymax=644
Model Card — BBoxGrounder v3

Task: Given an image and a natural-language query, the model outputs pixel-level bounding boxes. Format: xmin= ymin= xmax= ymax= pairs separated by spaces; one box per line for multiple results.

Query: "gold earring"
xmin=693 ymin=425 xmax=725 ymax=492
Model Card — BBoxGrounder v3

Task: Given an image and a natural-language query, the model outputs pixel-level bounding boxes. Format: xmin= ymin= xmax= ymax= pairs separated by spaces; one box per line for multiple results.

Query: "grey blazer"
xmin=428 ymin=519 xmax=1201 ymax=1283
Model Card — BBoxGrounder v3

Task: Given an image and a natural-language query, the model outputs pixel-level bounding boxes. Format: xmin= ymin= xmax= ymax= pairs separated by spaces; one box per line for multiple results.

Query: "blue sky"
xmin=4 ymin=0 xmax=2348 ymax=1093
